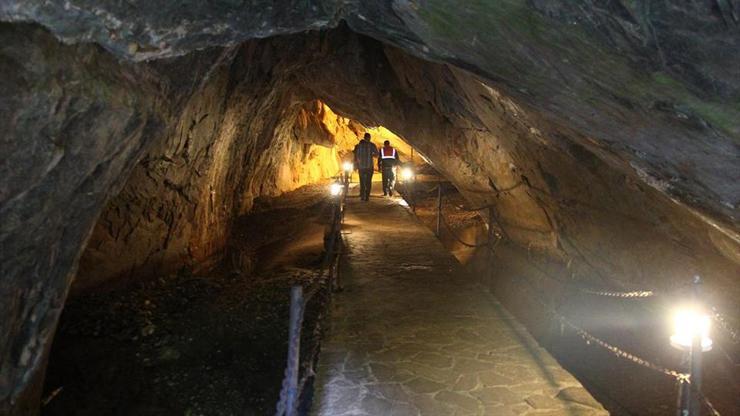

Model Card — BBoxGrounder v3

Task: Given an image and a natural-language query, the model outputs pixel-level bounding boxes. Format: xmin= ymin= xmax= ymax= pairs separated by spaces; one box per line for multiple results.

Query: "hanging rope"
xmin=459 ymin=181 xmax=525 ymax=195
xmin=438 ymin=212 xmax=489 ymax=248
xmin=436 ymin=192 xmax=490 ymax=248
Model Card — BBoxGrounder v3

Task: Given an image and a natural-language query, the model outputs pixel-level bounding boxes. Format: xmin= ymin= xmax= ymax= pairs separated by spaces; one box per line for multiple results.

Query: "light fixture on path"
xmin=401 ymin=167 xmax=414 ymax=181
xmin=670 ymin=308 xmax=713 ymax=352
xmin=329 ymin=181 xmax=343 ymax=197
xmin=671 ymin=276 xmax=711 ymax=416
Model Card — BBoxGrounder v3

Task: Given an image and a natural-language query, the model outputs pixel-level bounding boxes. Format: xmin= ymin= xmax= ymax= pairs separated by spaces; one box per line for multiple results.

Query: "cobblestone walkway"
xmin=311 ymin=190 xmax=608 ymax=416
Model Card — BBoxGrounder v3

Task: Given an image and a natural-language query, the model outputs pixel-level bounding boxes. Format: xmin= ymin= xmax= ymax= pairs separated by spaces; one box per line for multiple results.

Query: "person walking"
xmin=378 ymin=140 xmax=400 ymax=196
xmin=353 ymin=132 xmax=378 ymax=201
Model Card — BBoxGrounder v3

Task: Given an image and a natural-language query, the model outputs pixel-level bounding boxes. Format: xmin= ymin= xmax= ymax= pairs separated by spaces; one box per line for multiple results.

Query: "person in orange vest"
xmin=378 ymin=140 xmax=401 ymax=196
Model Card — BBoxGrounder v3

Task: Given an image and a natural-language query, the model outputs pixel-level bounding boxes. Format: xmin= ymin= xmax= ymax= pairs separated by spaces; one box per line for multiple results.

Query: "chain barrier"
xmin=423 ymin=178 xmax=729 ymax=414
xmin=559 ymin=315 xmax=689 ymax=381
xmin=510 ymin=267 xmax=690 ymax=381
xmin=433 ymin=189 xmax=495 ymax=248
xmin=510 ymin=250 xmax=728 ymax=414
xmin=435 ymin=187 xmax=690 ymax=301
xmin=438 ymin=210 xmax=489 ymax=248
xmin=439 ymin=182 xmax=736 ymax=346
xmin=710 ymin=306 xmax=740 ymax=344
xmin=577 ymin=288 xmax=655 ymax=298
xmin=449 ymin=201 xmax=491 ymax=212
xmin=459 ymin=181 xmax=525 ymax=195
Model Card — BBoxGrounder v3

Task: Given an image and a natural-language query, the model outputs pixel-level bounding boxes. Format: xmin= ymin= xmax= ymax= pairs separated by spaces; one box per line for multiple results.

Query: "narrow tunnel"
xmin=1 ymin=3 xmax=739 ymax=415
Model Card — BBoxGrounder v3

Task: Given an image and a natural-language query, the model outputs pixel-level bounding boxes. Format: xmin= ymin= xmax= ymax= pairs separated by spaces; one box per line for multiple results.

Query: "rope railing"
xmin=512 ymin=264 xmax=688 ymax=378
xmin=434 ymin=181 xmax=740 ymax=338
xmin=559 ymin=315 xmax=689 ymax=381
xmin=438 ymin=211 xmax=489 ymax=248
xmin=275 ymin=189 xmax=345 ymax=416
xmin=405 ymin=177 xmax=734 ymax=415
xmin=576 ymin=288 xmax=656 ymax=298
xmin=508 ymin=264 xmax=724 ymax=414
xmin=458 ymin=180 xmax=525 ymax=196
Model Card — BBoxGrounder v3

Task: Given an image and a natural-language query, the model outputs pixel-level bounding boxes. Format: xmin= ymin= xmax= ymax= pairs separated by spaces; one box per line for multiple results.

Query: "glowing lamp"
xmin=401 ymin=167 xmax=414 ymax=181
xmin=670 ymin=308 xmax=712 ymax=352
xmin=342 ymin=161 xmax=354 ymax=173
xmin=329 ymin=182 xmax=343 ymax=197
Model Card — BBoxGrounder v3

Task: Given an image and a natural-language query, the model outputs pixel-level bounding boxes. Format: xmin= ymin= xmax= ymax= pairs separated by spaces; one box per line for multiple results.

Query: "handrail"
xmin=275 ymin=187 xmax=346 ymax=416
xmin=423 ymin=178 xmax=731 ymax=414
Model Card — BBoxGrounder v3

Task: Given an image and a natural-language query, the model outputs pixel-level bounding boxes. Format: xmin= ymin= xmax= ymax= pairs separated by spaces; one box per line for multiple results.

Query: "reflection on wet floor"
xmin=311 ymin=188 xmax=608 ymax=415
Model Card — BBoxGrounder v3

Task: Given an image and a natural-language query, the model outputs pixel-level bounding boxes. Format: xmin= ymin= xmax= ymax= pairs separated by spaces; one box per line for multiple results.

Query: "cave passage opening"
xmin=2 ymin=20 xmax=738 ymax=416
xmin=41 ymin=94 xmax=440 ymax=415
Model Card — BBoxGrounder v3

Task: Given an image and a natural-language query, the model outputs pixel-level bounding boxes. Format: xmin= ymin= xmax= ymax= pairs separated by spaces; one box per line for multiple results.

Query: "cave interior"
xmin=1 ymin=2 xmax=739 ymax=415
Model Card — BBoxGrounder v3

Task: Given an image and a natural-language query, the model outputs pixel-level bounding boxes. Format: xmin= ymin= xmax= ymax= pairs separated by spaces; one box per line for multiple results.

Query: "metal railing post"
xmin=688 ymin=276 xmax=703 ymax=416
xmin=487 ymin=206 xmax=495 ymax=282
xmin=276 ymin=190 xmax=347 ymax=415
xmin=411 ymin=176 xmax=416 ymax=213
xmin=435 ymin=183 xmax=442 ymax=237
xmin=487 ymin=206 xmax=495 ymax=247
xmin=276 ymin=286 xmax=304 ymax=416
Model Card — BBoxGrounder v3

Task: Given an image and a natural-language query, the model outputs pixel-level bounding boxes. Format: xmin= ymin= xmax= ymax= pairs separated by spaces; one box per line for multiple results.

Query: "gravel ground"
xmin=43 ymin=185 xmax=333 ymax=416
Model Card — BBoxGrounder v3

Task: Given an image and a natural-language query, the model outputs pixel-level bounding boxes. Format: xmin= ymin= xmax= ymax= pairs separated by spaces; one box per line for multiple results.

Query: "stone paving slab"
xmin=311 ymin=191 xmax=608 ymax=416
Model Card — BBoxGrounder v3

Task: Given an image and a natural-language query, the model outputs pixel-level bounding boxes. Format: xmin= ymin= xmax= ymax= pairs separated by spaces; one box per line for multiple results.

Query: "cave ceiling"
xmin=3 ymin=0 xmax=738 ymax=234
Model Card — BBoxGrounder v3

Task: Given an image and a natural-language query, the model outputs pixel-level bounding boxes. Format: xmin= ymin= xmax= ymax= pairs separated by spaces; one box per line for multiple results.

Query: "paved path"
xmin=311 ymin=189 xmax=608 ymax=416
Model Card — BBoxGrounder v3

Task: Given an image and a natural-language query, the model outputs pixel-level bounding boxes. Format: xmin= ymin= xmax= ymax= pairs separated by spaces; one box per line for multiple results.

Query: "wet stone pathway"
xmin=311 ymin=189 xmax=608 ymax=416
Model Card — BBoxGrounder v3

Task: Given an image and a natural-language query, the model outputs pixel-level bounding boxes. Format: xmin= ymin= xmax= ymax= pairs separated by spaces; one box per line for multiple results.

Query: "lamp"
xmin=329 ymin=182 xmax=343 ymax=197
xmin=342 ymin=161 xmax=353 ymax=173
xmin=401 ymin=167 xmax=414 ymax=181
xmin=670 ymin=308 xmax=713 ymax=352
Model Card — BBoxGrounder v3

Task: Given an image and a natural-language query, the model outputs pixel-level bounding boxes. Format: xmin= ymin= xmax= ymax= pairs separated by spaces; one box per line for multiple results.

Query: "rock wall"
xmin=73 ymin=70 xmax=346 ymax=293
xmin=0 ymin=23 xmax=168 ymax=413
xmin=3 ymin=0 xmax=737 ymax=228
xmin=0 ymin=26 xmax=357 ymax=412
xmin=1 ymin=3 xmax=739 ymax=412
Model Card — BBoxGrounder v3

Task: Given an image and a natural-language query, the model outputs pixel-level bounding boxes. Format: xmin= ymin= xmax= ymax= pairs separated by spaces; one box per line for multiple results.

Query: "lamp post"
xmin=401 ymin=166 xmax=415 ymax=212
xmin=342 ymin=161 xmax=353 ymax=185
xmin=435 ymin=180 xmax=442 ymax=237
xmin=330 ymin=180 xmax=343 ymax=219
xmin=329 ymin=181 xmax=343 ymax=198
xmin=342 ymin=161 xmax=353 ymax=196
xmin=670 ymin=276 xmax=712 ymax=416
xmin=327 ymin=180 xmax=344 ymax=243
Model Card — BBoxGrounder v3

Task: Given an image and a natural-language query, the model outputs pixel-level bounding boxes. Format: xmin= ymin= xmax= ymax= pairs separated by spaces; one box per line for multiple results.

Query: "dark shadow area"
xmin=42 ymin=185 xmax=334 ymax=415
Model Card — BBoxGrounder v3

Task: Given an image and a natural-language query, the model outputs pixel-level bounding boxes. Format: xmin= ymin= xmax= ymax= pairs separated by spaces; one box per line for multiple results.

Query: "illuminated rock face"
xmin=3 ymin=1 xmax=738 ymax=224
xmin=1 ymin=2 xmax=739 ymax=413
xmin=74 ymin=99 xmax=345 ymax=293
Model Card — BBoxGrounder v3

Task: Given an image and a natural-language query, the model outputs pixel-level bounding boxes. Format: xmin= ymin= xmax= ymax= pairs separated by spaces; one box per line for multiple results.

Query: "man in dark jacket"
xmin=353 ymin=132 xmax=379 ymax=201
xmin=378 ymin=140 xmax=400 ymax=196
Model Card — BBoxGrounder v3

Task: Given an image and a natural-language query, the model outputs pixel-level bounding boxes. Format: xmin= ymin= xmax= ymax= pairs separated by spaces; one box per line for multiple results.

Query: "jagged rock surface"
xmin=3 ymin=1 xmax=738 ymax=223
xmin=1 ymin=2 xmax=739 ymax=414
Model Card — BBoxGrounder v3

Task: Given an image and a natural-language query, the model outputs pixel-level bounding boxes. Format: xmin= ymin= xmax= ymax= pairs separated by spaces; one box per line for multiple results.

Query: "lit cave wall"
xmin=2 ymin=1 xmax=739 ymax=413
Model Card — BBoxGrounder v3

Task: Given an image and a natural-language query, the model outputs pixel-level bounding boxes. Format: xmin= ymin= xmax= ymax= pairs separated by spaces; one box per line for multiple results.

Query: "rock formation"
xmin=1 ymin=1 xmax=738 ymax=413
